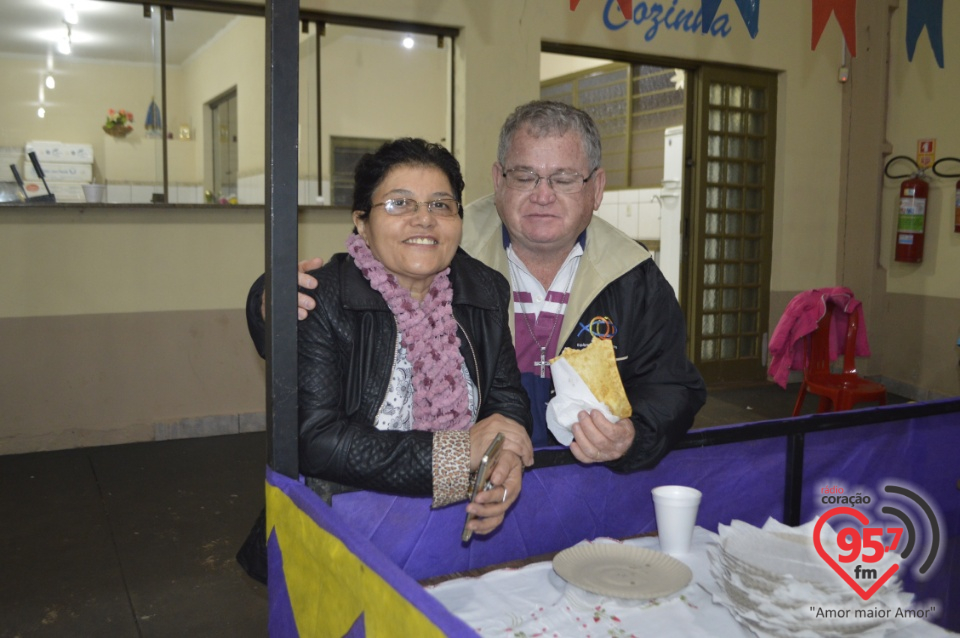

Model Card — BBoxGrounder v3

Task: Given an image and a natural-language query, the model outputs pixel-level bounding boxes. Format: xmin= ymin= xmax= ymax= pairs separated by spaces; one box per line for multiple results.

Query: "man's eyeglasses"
xmin=371 ymin=198 xmax=462 ymax=217
xmin=501 ymin=167 xmax=598 ymax=194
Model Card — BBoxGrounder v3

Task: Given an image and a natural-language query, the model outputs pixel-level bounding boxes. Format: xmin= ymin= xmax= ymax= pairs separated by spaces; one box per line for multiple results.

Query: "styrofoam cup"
xmin=652 ymin=485 xmax=702 ymax=555
xmin=82 ymin=184 xmax=105 ymax=203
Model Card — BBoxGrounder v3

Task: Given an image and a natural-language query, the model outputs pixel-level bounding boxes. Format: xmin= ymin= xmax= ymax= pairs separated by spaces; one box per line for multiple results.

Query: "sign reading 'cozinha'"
xmin=603 ymin=0 xmax=733 ymax=40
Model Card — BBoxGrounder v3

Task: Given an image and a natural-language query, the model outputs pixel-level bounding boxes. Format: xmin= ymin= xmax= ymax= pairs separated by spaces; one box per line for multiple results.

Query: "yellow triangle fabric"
xmin=266 ymin=482 xmax=451 ymax=638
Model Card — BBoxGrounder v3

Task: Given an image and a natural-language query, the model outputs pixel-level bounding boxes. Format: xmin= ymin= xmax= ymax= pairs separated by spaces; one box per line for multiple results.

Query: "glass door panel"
xmin=688 ymin=68 xmax=777 ymax=385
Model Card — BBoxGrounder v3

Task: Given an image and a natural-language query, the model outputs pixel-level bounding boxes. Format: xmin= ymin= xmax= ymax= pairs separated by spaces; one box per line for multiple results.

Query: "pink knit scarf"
xmin=346 ymin=233 xmax=472 ymax=432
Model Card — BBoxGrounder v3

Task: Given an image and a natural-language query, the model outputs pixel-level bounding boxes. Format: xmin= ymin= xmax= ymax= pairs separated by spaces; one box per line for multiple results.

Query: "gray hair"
xmin=496 ymin=100 xmax=602 ymax=172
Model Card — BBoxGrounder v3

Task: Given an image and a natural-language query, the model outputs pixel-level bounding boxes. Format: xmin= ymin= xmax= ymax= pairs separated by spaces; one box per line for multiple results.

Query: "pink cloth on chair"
xmin=767 ymin=287 xmax=871 ymax=388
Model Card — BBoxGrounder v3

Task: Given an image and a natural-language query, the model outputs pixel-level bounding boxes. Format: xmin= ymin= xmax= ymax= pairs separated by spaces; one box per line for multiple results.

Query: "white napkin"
xmin=545 ymin=357 xmax=618 ymax=446
xmin=706 ymin=518 xmax=919 ymax=638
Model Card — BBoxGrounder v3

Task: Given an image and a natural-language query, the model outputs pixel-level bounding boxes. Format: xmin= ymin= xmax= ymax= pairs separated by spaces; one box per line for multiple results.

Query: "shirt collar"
xmin=501 ymin=225 xmax=588 ymax=251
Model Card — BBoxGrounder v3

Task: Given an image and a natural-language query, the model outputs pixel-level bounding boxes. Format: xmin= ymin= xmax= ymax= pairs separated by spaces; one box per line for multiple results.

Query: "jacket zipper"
xmin=455 ymin=319 xmax=482 ymax=410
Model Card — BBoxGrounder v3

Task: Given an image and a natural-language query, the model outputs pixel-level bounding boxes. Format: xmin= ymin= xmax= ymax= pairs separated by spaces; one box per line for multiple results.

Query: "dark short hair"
xmin=352 ymin=138 xmax=465 ymax=220
xmin=497 ymin=100 xmax=602 ymax=172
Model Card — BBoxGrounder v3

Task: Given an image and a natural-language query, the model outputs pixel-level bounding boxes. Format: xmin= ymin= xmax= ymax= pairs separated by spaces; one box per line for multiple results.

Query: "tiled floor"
xmin=690 ymin=379 xmax=908 ymax=429
xmin=1 ymin=434 xmax=268 ymax=637
xmin=1 ymin=382 xmax=904 ymax=636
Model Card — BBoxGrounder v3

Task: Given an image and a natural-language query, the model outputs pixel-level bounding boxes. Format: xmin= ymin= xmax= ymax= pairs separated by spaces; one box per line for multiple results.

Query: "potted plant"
xmin=103 ymin=109 xmax=134 ymax=137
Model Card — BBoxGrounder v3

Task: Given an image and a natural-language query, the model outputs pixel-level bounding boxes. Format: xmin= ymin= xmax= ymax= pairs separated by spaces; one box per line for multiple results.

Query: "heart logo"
xmin=813 ymin=506 xmax=899 ymax=601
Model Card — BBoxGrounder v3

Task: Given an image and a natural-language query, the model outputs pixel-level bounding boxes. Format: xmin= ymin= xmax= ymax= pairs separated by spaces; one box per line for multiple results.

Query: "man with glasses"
xmin=458 ymin=100 xmax=705 ymax=470
xmin=246 ymin=100 xmax=705 ymax=471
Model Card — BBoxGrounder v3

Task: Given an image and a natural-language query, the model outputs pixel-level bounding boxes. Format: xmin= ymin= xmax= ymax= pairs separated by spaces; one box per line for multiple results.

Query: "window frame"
xmin=2 ymin=0 xmax=458 ymax=208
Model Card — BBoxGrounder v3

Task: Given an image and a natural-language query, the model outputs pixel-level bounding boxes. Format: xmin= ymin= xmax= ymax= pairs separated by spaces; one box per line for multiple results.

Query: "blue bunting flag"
xmin=906 ymin=0 xmax=944 ymax=68
xmin=701 ymin=0 xmax=761 ymax=38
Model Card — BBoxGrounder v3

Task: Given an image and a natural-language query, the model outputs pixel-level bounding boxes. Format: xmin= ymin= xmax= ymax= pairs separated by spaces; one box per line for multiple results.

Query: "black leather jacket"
xmin=246 ymin=249 xmax=531 ymax=496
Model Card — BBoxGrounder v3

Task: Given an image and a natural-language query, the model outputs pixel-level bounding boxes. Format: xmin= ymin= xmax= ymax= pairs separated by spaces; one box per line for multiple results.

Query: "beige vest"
xmin=461 ymin=194 xmax=652 ymax=347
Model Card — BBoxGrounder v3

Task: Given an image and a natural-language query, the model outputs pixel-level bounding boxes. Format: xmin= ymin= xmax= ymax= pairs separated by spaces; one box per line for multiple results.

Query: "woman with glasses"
xmin=247 ymin=102 xmax=705 ymax=475
xmin=295 ymin=138 xmax=532 ymax=536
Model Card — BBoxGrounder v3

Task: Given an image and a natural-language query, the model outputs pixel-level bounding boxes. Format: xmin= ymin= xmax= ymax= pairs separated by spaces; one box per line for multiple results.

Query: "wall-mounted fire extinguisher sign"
xmin=895 ymin=175 xmax=928 ymax=263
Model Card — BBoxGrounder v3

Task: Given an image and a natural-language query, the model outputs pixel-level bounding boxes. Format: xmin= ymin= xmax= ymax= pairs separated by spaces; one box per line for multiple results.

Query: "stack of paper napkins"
xmin=703 ymin=518 xmax=917 ymax=638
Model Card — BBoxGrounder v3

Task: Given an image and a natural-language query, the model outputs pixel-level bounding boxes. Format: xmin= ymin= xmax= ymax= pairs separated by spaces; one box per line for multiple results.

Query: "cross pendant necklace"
xmin=533 ymin=346 xmax=549 ymax=378
xmin=508 ymin=256 xmax=577 ymax=380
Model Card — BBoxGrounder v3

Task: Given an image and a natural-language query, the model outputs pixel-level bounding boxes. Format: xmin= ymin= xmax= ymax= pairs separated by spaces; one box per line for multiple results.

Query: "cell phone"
xmin=461 ymin=432 xmax=505 ymax=543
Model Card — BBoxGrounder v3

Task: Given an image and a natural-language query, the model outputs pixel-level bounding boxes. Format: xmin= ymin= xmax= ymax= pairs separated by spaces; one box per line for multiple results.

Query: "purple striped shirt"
xmin=512 ymin=289 xmax=571 ymax=379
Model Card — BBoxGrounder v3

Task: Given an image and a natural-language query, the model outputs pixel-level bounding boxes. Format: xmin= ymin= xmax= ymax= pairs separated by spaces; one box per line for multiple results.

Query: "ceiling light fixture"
xmin=63 ymin=3 xmax=79 ymax=25
xmin=45 ymin=74 xmax=56 ymax=89
xmin=38 ymin=78 xmax=46 ymax=119
xmin=402 ymin=35 xmax=414 ymax=49
xmin=57 ymin=24 xmax=72 ymax=55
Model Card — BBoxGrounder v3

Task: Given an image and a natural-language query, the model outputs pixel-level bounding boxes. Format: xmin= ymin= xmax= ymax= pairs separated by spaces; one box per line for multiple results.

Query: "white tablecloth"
xmin=427 ymin=527 xmax=954 ymax=637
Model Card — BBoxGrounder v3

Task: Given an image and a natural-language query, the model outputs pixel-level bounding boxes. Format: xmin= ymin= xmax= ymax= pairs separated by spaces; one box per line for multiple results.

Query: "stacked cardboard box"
xmin=23 ymin=141 xmax=96 ymax=203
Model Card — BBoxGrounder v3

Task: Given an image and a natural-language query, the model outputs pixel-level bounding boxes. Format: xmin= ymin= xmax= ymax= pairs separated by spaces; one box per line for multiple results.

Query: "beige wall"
xmin=179 ymin=16 xmax=266 ymax=179
xmin=0 ymin=56 xmax=162 ymax=183
xmin=883 ymin=5 xmax=960 ymax=298
xmin=0 ymin=205 xmax=355 ymax=319
xmin=318 ymin=25 xmax=450 ymax=181
xmin=540 ymin=53 xmax=613 ymax=81
xmin=879 ymin=1 xmax=960 ymax=396
xmin=2 ymin=0 xmax=958 ymax=454
xmin=0 ymin=207 xmax=355 ymax=454
xmin=1 ymin=15 xmax=447 ymax=190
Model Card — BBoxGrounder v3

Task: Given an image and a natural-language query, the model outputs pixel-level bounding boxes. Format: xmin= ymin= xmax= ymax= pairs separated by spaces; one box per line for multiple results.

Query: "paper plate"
xmin=552 ymin=543 xmax=692 ymax=600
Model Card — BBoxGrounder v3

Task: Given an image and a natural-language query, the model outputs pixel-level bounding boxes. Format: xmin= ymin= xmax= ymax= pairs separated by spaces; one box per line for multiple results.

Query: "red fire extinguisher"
xmin=895 ymin=175 xmax=928 ymax=263
xmin=955 ymin=179 xmax=960 ymax=233
xmin=932 ymin=157 xmax=960 ymax=234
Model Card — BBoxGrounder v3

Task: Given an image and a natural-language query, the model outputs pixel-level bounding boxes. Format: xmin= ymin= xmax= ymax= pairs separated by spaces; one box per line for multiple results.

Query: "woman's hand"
xmin=469 ymin=415 xmax=534 ymax=470
xmin=463 ymin=449 xmax=524 ymax=537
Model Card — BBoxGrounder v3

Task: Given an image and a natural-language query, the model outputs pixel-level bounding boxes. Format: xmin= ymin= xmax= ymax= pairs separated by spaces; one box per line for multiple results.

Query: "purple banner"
xmin=268 ymin=402 xmax=960 ymax=632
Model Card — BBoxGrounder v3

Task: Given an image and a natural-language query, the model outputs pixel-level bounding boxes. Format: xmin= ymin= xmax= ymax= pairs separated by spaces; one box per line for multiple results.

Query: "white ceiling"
xmin=0 ymin=1 xmax=440 ymax=67
xmin=0 ymin=0 xmax=237 ymax=66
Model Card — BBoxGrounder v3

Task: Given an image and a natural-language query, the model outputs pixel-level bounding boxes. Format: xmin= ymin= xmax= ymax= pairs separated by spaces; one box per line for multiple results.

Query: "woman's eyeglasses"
xmin=371 ymin=198 xmax=462 ymax=217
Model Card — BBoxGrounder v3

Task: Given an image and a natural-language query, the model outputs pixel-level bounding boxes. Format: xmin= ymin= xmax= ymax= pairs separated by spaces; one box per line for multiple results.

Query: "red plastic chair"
xmin=791 ymin=303 xmax=887 ymax=416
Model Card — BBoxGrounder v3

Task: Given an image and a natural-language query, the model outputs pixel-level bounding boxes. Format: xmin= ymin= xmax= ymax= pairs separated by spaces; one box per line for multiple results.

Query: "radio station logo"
xmin=813 ymin=480 xmax=943 ymax=602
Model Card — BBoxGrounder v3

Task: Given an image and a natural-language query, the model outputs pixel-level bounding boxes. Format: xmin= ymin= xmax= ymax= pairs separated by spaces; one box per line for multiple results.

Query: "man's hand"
xmin=260 ymin=257 xmax=324 ymax=320
xmin=569 ymin=410 xmax=635 ymax=464
xmin=463 ymin=449 xmax=524 ymax=536
xmin=469 ymin=415 xmax=534 ymax=469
